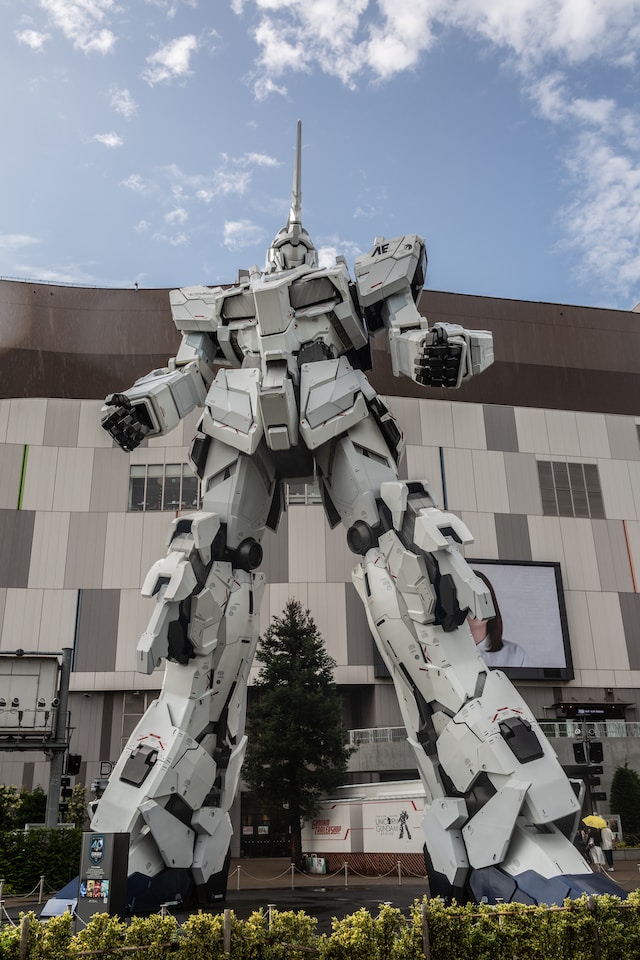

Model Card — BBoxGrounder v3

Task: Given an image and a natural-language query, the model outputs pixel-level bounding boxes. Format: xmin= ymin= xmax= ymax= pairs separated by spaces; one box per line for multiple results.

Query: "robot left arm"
xmin=355 ymin=235 xmax=494 ymax=388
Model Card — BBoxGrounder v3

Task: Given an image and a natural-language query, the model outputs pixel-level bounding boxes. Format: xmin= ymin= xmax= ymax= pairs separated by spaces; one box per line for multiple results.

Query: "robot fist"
xmin=414 ymin=326 xmax=466 ymax=389
xmin=102 ymin=393 xmax=153 ymax=452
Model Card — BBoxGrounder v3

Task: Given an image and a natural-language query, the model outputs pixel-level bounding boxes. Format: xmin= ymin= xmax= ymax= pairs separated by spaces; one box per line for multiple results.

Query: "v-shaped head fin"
xmin=265 ymin=120 xmax=317 ymax=273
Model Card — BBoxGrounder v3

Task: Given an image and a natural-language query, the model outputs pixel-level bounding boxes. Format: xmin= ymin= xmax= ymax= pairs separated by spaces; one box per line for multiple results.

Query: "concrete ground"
xmin=2 ymin=855 xmax=639 ymax=934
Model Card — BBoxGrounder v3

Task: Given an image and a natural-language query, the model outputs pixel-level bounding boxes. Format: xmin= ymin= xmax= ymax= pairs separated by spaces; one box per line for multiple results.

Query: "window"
xmin=537 ymin=460 xmax=605 ymax=518
xmin=128 ymin=463 xmax=201 ymax=512
xmin=286 ymin=478 xmax=323 ymax=504
xmin=121 ymin=691 xmax=159 ymax=752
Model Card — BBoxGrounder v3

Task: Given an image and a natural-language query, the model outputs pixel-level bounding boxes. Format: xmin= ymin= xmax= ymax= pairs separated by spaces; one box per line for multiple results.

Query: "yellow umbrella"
xmin=582 ymin=815 xmax=608 ymax=829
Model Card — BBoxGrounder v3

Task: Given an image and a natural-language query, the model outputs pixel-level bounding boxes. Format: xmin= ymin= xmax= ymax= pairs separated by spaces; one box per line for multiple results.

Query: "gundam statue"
xmin=92 ymin=122 xmax=622 ymax=909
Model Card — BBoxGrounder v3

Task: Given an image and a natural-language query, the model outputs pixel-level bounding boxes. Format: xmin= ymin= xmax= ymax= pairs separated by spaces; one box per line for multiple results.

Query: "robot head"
xmin=265 ymin=121 xmax=318 ymax=273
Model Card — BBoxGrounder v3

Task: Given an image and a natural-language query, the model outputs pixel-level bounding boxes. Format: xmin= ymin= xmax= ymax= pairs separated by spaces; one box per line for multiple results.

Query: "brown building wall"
xmin=1 ymin=278 xmax=638 ymax=415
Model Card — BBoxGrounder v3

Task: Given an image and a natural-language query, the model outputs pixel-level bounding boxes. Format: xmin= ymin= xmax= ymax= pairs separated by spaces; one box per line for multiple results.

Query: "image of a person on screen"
xmin=468 ymin=569 xmax=529 ymax=667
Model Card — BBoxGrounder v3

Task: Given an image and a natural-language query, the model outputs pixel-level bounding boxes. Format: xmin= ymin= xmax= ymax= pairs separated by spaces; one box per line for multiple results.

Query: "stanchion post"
xmin=268 ymin=904 xmax=276 ymax=929
xmin=236 ymin=864 xmax=241 ymax=891
xmin=397 ymin=860 xmax=402 ymax=885
xmin=223 ymin=908 xmax=231 ymax=955
xmin=343 ymin=861 xmax=348 ymax=889
xmin=0 ymin=879 xmax=4 ymax=902
xmin=291 ymin=862 xmax=295 ymax=890
xmin=38 ymin=876 xmax=45 ymax=904
xmin=19 ymin=914 xmax=30 ymax=960
xmin=421 ymin=901 xmax=430 ymax=960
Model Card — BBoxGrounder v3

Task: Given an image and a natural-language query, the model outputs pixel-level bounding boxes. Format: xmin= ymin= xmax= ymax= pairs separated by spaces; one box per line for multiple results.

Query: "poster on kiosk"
xmin=76 ymin=833 xmax=129 ymax=922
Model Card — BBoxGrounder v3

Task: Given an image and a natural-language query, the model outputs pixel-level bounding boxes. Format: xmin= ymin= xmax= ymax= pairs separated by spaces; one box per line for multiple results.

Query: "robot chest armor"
xmin=220 ymin=271 xmax=367 ymax=360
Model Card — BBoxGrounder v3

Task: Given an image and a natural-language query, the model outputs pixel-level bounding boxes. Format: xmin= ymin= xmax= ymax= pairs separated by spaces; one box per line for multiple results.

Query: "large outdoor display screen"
xmin=468 ymin=559 xmax=574 ymax=681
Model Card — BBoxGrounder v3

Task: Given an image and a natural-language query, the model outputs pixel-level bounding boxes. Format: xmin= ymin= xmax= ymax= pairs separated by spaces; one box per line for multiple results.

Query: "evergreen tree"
xmin=243 ymin=599 xmax=354 ymax=866
xmin=609 ymin=762 xmax=640 ymax=837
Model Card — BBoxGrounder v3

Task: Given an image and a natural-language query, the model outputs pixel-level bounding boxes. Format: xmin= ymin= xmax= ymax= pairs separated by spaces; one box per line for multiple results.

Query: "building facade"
xmin=1 ymin=278 xmax=640 ymax=846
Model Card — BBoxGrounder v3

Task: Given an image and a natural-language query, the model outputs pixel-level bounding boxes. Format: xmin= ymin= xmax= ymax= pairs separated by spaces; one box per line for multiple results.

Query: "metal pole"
xmin=343 ymin=861 xmax=348 ymax=888
xmin=44 ymin=648 xmax=72 ymax=828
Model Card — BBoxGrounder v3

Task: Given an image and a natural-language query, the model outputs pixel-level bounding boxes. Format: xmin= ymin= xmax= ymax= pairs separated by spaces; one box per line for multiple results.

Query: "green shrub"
xmin=0 ymin=828 xmax=82 ymax=894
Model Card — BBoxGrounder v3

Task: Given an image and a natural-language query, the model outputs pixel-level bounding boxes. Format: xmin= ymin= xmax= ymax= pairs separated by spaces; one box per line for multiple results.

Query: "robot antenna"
xmin=265 ymin=120 xmax=317 ymax=272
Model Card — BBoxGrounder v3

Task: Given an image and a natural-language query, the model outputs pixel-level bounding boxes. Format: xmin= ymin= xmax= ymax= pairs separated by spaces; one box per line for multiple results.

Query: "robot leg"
xmin=352 ymin=480 xmax=623 ymax=903
xmin=92 ymin=442 xmax=277 ymax=909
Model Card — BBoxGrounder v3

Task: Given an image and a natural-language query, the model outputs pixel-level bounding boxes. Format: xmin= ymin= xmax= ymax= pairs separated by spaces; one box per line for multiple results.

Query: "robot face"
xmin=266 ymin=228 xmax=318 ymax=273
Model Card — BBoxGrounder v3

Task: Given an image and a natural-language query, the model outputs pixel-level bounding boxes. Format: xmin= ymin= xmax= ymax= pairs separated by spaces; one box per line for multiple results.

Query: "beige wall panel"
xmin=559 ymin=518 xmax=600 ymax=591
xmin=0 ymin=400 xmax=9 ymax=443
xmin=592 ymin=520 xmax=634 ymax=593
xmin=452 ymin=402 xmax=486 ymax=450
xmin=52 ymin=447 xmax=94 ymax=512
xmin=514 ymin=407 xmax=550 ymax=455
xmin=115 ymin=590 xmax=151 ymax=673
xmin=385 ymin=396 xmax=422 ymax=444
xmin=6 ymin=399 xmax=47 ymax=446
xmin=64 ymin=514 xmax=108 ymax=588
xmin=324 ymin=522 xmax=357 ymax=584
xmin=563 ymin=590 xmax=596 ymax=671
xmin=40 ymin=589 xmax=78 ymax=652
xmin=0 ymin=588 xmax=5 ymax=637
xmin=461 ymin=512 xmax=499 ymax=560
xmin=140 ymin=513 xmax=171 ymax=584
xmin=147 ymin=420 xmax=185 ymax=449
xmin=21 ymin=446 xmax=58 ymax=511
xmin=598 ymin=459 xmax=637 ymax=521
xmin=606 ymin=415 xmax=640 ymax=461
xmin=0 ymin=444 xmax=23 ymax=509
xmin=405 ymin=446 xmax=444 ymax=503
xmin=545 ymin=410 xmax=581 ymax=457
xmin=504 ymin=452 xmax=543 ymax=515
xmin=629 ymin=462 xmax=640 ymax=519
xmin=0 ymin=588 xmax=43 ymax=650
xmin=103 ymin=514 xmax=145 ymax=588
xmin=575 ymin=412 xmax=610 ymax=459
xmin=623 ymin=520 xmax=640 ymax=589
xmin=29 ymin=511 xmax=71 ymax=588
xmin=288 ymin=505 xmax=326 ymax=583
xmin=419 ymin=398 xmax=455 ymax=448
xmin=79 ymin=400 xmax=113 ymax=448
xmin=442 ymin=448 xmax=477 ymax=512
xmin=471 ymin=450 xmax=509 ymax=513
xmin=528 ymin=515 xmax=565 ymax=563
xmin=585 ymin=591 xmax=628 ymax=671
xmin=307 ymin=583 xmax=347 ymax=666
xmin=44 ymin=399 xmax=81 ymax=447
xmin=90 ymin=449 xmax=130 ymax=512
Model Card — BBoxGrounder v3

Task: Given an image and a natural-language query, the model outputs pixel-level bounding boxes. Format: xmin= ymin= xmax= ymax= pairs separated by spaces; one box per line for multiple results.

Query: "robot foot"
xmin=126 ymin=849 xmax=232 ymax=914
xmin=423 ymin=846 xmax=627 ymax=906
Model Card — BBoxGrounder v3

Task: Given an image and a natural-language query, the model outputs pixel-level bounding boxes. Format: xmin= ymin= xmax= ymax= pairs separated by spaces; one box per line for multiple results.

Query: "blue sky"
xmin=2 ymin=0 xmax=640 ymax=310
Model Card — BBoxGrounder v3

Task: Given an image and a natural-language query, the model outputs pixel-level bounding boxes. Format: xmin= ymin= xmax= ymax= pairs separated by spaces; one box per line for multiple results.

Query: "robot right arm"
xmin=101 ymin=287 xmax=224 ymax=451
xmin=354 ymin=236 xmax=494 ymax=389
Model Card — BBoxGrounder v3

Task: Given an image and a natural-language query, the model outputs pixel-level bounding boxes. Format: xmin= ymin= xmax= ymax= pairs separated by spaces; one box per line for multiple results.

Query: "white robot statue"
xmin=92 ymin=122 xmax=621 ymax=909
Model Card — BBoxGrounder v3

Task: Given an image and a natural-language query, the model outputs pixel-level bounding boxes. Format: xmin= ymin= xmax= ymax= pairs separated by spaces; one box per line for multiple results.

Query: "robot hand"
xmin=415 ymin=323 xmax=494 ymax=388
xmin=101 ymin=393 xmax=154 ymax=452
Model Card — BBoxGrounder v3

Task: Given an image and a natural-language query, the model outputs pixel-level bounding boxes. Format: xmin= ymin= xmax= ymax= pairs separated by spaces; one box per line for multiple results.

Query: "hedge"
xmin=1 ymin=893 xmax=640 ymax=960
xmin=0 ymin=829 xmax=82 ymax=895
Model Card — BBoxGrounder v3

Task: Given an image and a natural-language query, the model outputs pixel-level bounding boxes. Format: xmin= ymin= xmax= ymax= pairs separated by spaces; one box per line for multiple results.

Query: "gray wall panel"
xmin=0 ymin=444 xmax=23 ymax=509
xmin=0 ymin=510 xmax=35 ymax=588
xmin=484 ymin=405 xmax=519 ymax=452
xmin=44 ymin=399 xmax=80 ymax=447
xmin=64 ymin=513 xmax=108 ymax=587
xmin=345 ymin=582 xmax=374 ymax=665
xmin=89 ymin=448 xmax=130 ymax=512
xmin=261 ymin=512 xmax=289 ymax=584
xmin=592 ymin=520 xmax=634 ymax=592
xmin=495 ymin=513 xmax=532 ymax=561
xmin=620 ymin=593 xmax=640 ymax=670
xmin=75 ymin=589 xmax=120 ymax=673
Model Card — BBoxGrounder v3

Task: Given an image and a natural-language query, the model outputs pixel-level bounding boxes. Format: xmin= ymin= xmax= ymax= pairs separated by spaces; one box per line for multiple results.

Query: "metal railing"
xmin=349 ymin=721 xmax=640 ymax=746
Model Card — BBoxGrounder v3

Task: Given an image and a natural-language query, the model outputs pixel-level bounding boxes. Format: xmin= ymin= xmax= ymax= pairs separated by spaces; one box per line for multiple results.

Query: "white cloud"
xmin=165 ymin=207 xmax=188 ymax=226
xmin=122 ymin=174 xmax=146 ymax=192
xmin=135 ymin=220 xmax=151 ymax=234
xmin=93 ymin=132 xmax=123 ymax=147
xmin=0 ymin=234 xmax=40 ymax=250
xmin=40 ymin=0 xmax=118 ymax=54
xmin=142 ymin=34 xmax=198 ymax=85
xmin=16 ymin=29 xmax=50 ymax=50
xmin=109 ymin=86 xmax=138 ymax=119
xmin=224 ymin=220 xmax=267 ymax=250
